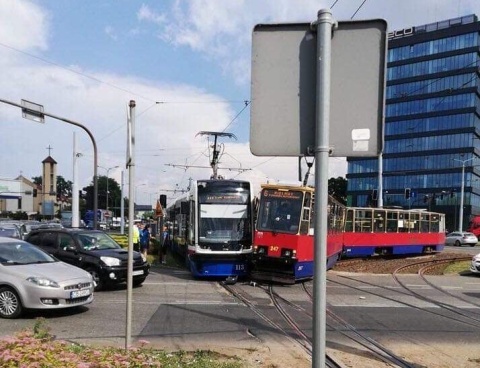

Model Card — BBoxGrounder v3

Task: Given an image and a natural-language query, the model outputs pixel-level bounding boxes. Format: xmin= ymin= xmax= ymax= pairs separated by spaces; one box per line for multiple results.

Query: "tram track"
xmin=391 ymin=256 xmax=480 ymax=325
xmin=221 ymin=254 xmax=479 ymax=367
xmin=220 ymin=282 xmax=342 ymax=368
xmin=301 ymin=284 xmax=417 ymax=368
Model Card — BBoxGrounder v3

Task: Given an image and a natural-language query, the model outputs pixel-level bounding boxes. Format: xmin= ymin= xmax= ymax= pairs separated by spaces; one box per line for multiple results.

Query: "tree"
xmin=56 ymin=176 xmax=72 ymax=199
xmin=31 ymin=175 xmax=72 ymax=198
xmin=328 ymin=177 xmax=347 ymax=205
xmin=31 ymin=176 xmax=42 ymax=186
xmin=82 ymin=175 xmax=121 ymax=212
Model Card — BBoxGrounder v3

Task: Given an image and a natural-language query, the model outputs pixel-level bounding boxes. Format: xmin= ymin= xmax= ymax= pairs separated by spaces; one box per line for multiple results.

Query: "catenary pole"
xmin=312 ymin=9 xmax=334 ymax=368
xmin=72 ymin=132 xmax=80 ymax=228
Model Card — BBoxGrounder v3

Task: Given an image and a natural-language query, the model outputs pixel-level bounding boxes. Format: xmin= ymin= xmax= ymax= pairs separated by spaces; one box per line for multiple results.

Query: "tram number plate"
xmin=70 ymin=289 xmax=91 ymax=299
xmin=235 ymin=264 xmax=245 ymax=271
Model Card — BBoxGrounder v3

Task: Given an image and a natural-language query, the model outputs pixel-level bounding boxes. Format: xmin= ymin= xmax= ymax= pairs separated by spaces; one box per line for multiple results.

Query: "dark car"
xmin=25 ymin=228 xmax=149 ymax=291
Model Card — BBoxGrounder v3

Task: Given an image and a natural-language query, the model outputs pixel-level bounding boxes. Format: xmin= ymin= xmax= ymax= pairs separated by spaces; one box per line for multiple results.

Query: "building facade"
xmin=346 ymin=14 xmax=480 ymax=232
xmin=0 ymin=177 xmax=37 ymax=215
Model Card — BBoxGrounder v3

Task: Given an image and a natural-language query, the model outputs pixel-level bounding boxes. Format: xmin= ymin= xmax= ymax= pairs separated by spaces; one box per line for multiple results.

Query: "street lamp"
xmin=99 ymin=165 xmax=119 ymax=213
xmin=453 ymin=157 xmax=478 ymax=231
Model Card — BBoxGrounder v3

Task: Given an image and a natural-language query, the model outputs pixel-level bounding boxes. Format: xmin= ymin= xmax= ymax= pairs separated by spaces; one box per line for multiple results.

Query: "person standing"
xmin=140 ymin=224 xmax=151 ymax=259
xmin=160 ymin=225 xmax=170 ymax=264
xmin=133 ymin=222 xmax=140 ymax=252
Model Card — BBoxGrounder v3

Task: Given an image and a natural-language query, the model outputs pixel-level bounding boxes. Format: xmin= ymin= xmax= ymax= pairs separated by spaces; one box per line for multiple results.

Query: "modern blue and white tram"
xmin=166 ymin=179 xmax=254 ymax=278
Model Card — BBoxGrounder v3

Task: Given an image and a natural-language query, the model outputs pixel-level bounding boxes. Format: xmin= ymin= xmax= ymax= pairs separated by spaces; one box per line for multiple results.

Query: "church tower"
xmin=41 ymin=145 xmax=57 ymax=216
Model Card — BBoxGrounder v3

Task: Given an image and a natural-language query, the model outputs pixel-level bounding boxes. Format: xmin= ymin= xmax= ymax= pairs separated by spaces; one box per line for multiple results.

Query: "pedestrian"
xmin=133 ymin=222 xmax=140 ymax=252
xmin=140 ymin=224 xmax=151 ymax=259
xmin=160 ymin=225 xmax=170 ymax=264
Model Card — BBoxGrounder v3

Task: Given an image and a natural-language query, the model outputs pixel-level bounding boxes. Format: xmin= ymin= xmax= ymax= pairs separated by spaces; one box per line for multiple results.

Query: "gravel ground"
xmin=333 ymin=251 xmax=472 ymax=275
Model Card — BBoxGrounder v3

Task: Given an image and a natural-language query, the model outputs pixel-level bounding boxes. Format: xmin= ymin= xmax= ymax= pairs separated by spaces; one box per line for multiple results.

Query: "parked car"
xmin=0 ymin=224 xmax=22 ymax=239
xmin=471 ymin=253 xmax=480 ymax=275
xmin=0 ymin=237 xmax=94 ymax=319
xmin=25 ymin=228 xmax=150 ymax=291
xmin=445 ymin=231 xmax=479 ymax=247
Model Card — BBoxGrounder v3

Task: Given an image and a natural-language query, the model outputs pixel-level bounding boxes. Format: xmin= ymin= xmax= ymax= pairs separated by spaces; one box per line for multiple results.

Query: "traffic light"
xmin=160 ymin=194 xmax=167 ymax=208
xmin=32 ymin=189 xmax=37 ymax=197
xmin=423 ymin=195 xmax=428 ymax=203
xmin=372 ymin=189 xmax=378 ymax=200
xmin=405 ymin=188 xmax=411 ymax=199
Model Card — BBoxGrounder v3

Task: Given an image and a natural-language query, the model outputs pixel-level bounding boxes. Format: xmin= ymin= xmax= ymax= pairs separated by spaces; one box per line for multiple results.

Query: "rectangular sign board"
xmin=250 ymin=19 xmax=387 ymax=157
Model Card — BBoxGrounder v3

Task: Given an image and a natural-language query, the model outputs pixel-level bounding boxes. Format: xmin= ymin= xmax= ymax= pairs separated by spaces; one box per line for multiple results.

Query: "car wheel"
xmin=0 ymin=287 xmax=23 ymax=319
xmin=87 ymin=268 xmax=104 ymax=291
xmin=455 ymin=240 xmax=461 ymax=247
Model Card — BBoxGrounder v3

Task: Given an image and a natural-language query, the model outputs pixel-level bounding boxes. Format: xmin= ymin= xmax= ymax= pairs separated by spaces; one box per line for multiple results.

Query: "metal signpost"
xmin=125 ymin=100 xmax=136 ymax=349
xmin=250 ymin=9 xmax=387 ymax=367
xmin=0 ymin=98 xmax=99 ymax=230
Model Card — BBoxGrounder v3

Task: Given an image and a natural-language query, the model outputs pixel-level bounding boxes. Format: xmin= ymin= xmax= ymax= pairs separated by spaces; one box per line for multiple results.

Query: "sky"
xmin=1 ymin=0 xmax=479 ymax=207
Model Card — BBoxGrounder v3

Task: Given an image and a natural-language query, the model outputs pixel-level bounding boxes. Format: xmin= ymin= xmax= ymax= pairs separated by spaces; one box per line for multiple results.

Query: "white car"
xmin=0 ymin=237 xmax=94 ymax=319
xmin=471 ymin=253 xmax=480 ymax=275
xmin=444 ymin=231 xmax=478 ymax=247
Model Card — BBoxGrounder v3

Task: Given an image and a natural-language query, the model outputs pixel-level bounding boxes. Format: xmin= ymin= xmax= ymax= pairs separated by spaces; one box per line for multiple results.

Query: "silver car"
xmin=445 ymin=231 xmax=478 ymax=247
xmin=0 ymin=237 xmax=94 ymax=319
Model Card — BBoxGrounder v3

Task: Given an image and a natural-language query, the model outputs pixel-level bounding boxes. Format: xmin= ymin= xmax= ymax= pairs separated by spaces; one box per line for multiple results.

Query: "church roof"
xmin=42 ymin=156 xmax=57 ymax=164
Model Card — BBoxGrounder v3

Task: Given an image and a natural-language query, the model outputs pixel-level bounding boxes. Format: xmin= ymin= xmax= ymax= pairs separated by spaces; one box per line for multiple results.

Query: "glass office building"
xmin=346 ymin=14 xmax=480 ymax=232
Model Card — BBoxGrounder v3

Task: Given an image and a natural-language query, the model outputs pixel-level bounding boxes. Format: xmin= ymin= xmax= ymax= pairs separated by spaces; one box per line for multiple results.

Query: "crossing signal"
xmin=405 ymin=188 xmax=411 ymax=199
xmin=33 ymin=189 xmax=37 ymax=197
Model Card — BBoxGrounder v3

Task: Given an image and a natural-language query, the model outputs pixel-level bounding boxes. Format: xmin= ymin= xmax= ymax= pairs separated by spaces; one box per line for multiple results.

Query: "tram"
xmin=342 ymin=207 xmax=446 ymax=257
xmin=166 ymin=179 xmax=254 ymax=279
xmin=250 ymin=183 xmax=346 ymax=283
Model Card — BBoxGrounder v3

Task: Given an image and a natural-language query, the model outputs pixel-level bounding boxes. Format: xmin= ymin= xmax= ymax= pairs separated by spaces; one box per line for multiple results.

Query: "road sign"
xmin=21 ymin=99 xmax=45 ymax=123
xmin=250 ymin=19 xmax=387 ymax=157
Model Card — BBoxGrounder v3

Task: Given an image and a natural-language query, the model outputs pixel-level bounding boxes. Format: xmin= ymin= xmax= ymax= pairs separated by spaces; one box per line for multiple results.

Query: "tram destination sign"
xmin=250 ymin=19 xmax=387 ymax=157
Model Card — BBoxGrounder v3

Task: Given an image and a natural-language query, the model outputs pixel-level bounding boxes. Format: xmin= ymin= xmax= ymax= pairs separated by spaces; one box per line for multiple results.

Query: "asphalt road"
xmin=2 ymin=252 xmax=480 ymax=367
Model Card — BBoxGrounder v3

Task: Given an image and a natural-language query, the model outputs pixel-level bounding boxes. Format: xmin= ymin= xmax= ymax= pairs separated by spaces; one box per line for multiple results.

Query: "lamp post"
xmin=453 ymin=157 xmax=477 ymax=231
xmin=99 ymin=165 xmax=119 ymax=213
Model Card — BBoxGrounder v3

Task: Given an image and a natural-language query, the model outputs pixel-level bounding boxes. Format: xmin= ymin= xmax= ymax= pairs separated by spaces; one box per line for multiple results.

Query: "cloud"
xmin=17 ymin=0 xmax=480 ymax=204
xmin=0 ymin=0 xmax=49 ymax=53
xmin=137 ymin=4 xmax=166 ymax=25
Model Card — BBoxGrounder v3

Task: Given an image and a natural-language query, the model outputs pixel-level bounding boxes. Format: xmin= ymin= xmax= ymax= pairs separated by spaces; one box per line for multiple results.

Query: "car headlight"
xmin=101 ymin=256 xmax=121 ymax=266
xmin=26 ymin=277 xmax=60 ymax=288
xmin=472 ymin=255 xmax=480 ymax=262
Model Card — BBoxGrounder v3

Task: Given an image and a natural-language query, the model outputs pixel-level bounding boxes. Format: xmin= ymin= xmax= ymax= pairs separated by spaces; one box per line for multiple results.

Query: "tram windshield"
xmin=197 ymin=181 xmax=252 ymax=249
xmin=257 ymin=189 xmax=304 ymax=234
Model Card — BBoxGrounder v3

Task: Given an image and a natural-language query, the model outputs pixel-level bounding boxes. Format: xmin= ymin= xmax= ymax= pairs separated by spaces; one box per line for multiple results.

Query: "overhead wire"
xmin=350 ymin=0 xmax=368 ymax=19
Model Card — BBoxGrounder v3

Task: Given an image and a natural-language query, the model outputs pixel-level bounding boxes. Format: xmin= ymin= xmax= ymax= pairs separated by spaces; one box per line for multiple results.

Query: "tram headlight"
xmin=257 ymin=246 xmax=267 ymax=254
xmin=282 ymin=248 xmax=295 ymax=258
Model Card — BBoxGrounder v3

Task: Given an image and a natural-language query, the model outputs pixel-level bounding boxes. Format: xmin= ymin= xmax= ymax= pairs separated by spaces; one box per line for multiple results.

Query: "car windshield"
xmin=0 ymin=227 xmax=20 ymax=238
xmin=0 ymin=241 xmax=55 ymax=265
xmin=76 ymin=232 xmax=122 ymax=250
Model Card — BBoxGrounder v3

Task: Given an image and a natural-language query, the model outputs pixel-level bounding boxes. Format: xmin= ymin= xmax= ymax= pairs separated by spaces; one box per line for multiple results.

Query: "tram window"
xmin=345 ymin=210 xmax=354 ymax=232
xmin=373 ymin=210 xmax=386 ymax=232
